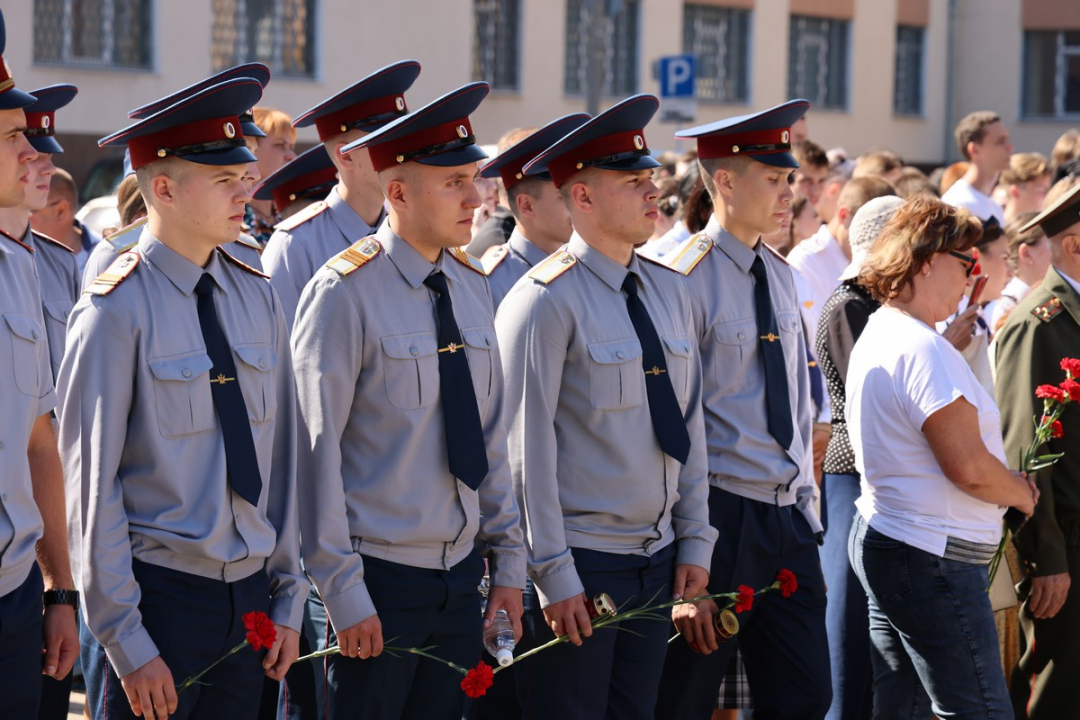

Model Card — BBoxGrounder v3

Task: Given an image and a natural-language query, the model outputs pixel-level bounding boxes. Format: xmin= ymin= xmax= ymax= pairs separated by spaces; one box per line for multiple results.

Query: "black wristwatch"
xmin=43 ymin=589 xmax=79 ymax=612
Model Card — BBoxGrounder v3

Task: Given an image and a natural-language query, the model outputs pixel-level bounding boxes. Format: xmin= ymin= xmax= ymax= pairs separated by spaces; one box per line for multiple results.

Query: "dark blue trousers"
xmin=820 ymin=473 xmax=872 ymax=720
xmin=261 ymin=588 xmax=323 ymax=720
xmin=326 ymin=552 xmax=485 ymax=720
xmin=656 ymin=486 xmax=831 ymax=720
xmin=515 ymin=544 xmax=676 ymax=720
xmin=0 ymin=563 xmax=44 ymax=718
xmin=82 ymin=559 xmax=271 ymax=720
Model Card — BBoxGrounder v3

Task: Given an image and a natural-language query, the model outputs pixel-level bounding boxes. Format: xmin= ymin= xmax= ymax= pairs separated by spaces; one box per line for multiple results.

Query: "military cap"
xmin=343 ymin=81 xmax=489 ymax=171
xmin=675 ymin=99 xmax=810 ymax=169
xmin=128 ymin=63 xmax=271 ymax=138
xmin=1022 ymin=180 xmax=1080 ymax=238
xmin=0 ymin=9 xmax=37 ymax=110
xmin=99 ymin=77 xmax=262 ymax=171
xmin=523 ymin=94 xmax=660 ymax=188
xmin=293 ymin=60 xmax=420 ymax=142
xmin=23 ymin=84 xmax=77 ymax=154
xmin=479 ymin=113 xmax=591 ymax=191
xmin=252 ymin=144 xmax=337 ymax=209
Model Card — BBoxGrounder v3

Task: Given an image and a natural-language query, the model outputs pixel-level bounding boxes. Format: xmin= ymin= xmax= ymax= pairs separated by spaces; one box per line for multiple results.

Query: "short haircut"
xmin=1051 ymin=129 xmax=1080 ymax=176
xmin=697 ymin=155 xmax=751 ymax=200
xmin=253 ymin=107 xmax=296 ymax=141
xmin=1004 ymin=212 xmax=1046 ymax=272
xmin=852 ymin=150 xmax=904 ymax=180
xmin=892 ymin=166 xmax=938 ymax=199
xmin=506 ymin=177 xmax=546 ymax=221
xmin=134 ymin=156 xmax=189 ymax=203
xmin=1000 ymin=152 xmax=1050 ymax=186
xmin=792 ymin=140 xmax=828 ymax=170
xmin=954 ymin=111 xmax=1001 ymax=160
xmin=497 ymin=127 xmax=536 ymax=153
xmin=49 ymin=167 xmax=78 ymax=209
xmin=837 ymin=176 xmax=896 ymax=217
xmin=861 ymin=196 xmax=982 ymax=301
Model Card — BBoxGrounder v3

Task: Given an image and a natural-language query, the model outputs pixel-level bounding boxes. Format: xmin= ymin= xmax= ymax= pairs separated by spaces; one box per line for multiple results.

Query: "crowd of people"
xmin=2 ymin=7 xmax=1080 ymax=719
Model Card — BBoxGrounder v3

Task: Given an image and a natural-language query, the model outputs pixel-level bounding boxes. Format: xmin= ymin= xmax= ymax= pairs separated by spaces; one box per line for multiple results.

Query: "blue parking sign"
xmin=658 ymin=55 xmax=696 ymax=98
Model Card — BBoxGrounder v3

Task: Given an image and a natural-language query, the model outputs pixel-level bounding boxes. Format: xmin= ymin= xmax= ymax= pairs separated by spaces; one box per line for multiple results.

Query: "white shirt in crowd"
xmin=989 ymin=276 xmax=1032 ymax=331
xmin=941 ymin=179 xmax=1004 ymax=224
xmin=847 ymin=307 xmax=1007 ymax=556
xmin=786 ymin=224 xmax=849 ymax=333
xmin=638 ymin=220 xmax=691 ymax=261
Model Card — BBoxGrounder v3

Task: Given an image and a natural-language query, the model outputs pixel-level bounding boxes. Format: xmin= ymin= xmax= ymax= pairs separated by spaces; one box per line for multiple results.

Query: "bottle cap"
xmin=495 ymin=648 xmax=514 ymax=667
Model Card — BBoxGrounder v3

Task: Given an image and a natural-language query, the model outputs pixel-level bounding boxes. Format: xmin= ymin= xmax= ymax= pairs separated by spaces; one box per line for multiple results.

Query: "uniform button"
xmin=32 ymin=330 xmax=39 ymax=340
xmin=182 ymin=368 xmax=191 ymax=378
xmin=485 ymin=337 xmax=492 ymax=347
xmin=616 ymin=351 xmax=625 ymax=359
xmin=737 ymin=332 xmax=746 ymax=340
xmin=409 ymin=346 xmax=419 ymax=356
xmin=0 ymin=441 xmax=4 ymax=449
xmin=259 ymin=359 xmax=266 ymax=368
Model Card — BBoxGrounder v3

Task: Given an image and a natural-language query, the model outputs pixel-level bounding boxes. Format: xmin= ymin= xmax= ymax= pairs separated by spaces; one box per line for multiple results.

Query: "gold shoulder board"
xmin=1031 ymin=296 xmax=1064 ymax=323
xmin=276 ymin=200 xmax=327 ymax=232
xmin=663 ymin=234 xmax=714 ymax=276
xmin=105 ymin=217 xmax=148 ymax=252
xmin=327 ymin=237 xmax=381 ymax=277
xmin=86 ymin=251 xmax=140 ymax=295
xmin=449 ymin=247 xmax=487 ymax=275
xmin=528 ymin=250 xmax=577 ymax=284
xmin=235 ymin=232 xmax=264 ymax=255
xmin=217 ymin=247 xmax=269 ymax=278
xmin=481 ymin=244 xmax=510 ymax=274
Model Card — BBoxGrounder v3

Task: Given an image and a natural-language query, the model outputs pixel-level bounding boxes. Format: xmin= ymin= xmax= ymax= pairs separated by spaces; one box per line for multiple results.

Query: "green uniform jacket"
xmin=995 ymin=266 xmax=1080 ymax=577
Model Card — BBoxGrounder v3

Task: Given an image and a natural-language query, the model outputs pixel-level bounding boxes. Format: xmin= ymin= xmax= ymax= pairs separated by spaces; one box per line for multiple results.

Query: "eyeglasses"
xmin=948 ymin=248 xmax=981 ymax=278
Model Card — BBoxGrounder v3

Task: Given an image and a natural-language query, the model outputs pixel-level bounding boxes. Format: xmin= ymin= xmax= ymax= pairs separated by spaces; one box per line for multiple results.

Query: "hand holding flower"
xmin=262 ymin=625 xmax=300 ymax=682
xmin=672 ymin=597 xmax=719 ymax=655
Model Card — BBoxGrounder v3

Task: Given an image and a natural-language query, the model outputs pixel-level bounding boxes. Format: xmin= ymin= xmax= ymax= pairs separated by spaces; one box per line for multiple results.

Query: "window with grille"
xmin=683 ymin=4 xmax=750 ymax=103
xmin=564 ymin=0 xmax=640 ymax=96
xmin=33 ymin=0 xmax=153 ymax=69
xmin=211 ymin=0 xmax=316 ymax=79
xmin=1023 ymin=31 xmax=1080 ymax=119
xmin=788 ymin=15 xmax=850 ymax=111
xmin=894 ymin=25 xmax=924 ymax=116
xmin=473 ymin=0 xmax=520 ymax=91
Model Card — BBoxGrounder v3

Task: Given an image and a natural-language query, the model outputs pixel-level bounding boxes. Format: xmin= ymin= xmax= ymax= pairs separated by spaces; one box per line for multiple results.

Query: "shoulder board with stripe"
xmin=326 ymin=237 xmax=381 ymax=277
xmin=32 ymin=231 xmax=75 ymax=253
xmin=85 ymin=251 xmax=140 ymax=295
xmin=234 ymin=232 xmax=264 ymax=255
xmin=480 ymin=244 xmax=510 ymax=274
xmin=449 ymin=247 xmax=487 ymax=275
xmin=217 ymin=246 xmax=269 ymax=278
xmin=1031 ymin=295 xmax=1064 ymax=323
xmin=528 ymin=250 xmax=577 ymax=284
xmin=764 ymin=243 xmax=790 ymax=265
xmin=661 ymin=233 xmax=713 ymax=276
xmin=105 ymin=217 xmax=148 ymax=252
xmin=0 ymin=227 xmax=34 ymax=254
xmin=275 ymin=200 xmax=327 ymax=232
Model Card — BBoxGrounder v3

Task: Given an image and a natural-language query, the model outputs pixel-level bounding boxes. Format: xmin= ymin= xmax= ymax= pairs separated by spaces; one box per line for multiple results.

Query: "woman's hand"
xmin=1013 ymin=470 xmax=1039 ymax=516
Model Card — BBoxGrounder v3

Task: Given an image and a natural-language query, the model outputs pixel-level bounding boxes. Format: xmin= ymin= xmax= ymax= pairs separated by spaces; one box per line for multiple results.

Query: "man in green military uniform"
xmin=995 ymin=179 xmax=1080 ymax=719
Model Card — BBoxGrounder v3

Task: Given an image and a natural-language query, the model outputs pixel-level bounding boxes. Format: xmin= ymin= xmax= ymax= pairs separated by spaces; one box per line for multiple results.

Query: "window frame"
xmin=787 ymin=14 xmax=852 ymax=112
xmin=893 ymin=24 xmax=926 ymax=118
xmin=33 ymin=0 xmax=156 ymax=72
xmin=212 ymin=0 xmax=319 ymax=80
xmin=472 ymin=0 xmax=522 ymax=93
xmin=563 ymin=0 xmax=642 ymax=98
xmin=1021 ymin=30 xmax=1080 ymax=120
xmin=682 ymin=3 xmax=752 ymax=105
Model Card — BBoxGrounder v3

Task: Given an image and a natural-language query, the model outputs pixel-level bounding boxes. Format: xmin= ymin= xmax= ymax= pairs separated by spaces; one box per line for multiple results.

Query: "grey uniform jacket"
xmin=0 ymin=233 xmax=54 ymax=599
xmin=663 ymin=216 xmax=819 ymax=531
xmin=291 ymin=221 xmax=526 ymax=634
xmin=482 ymin=228 xmax=551 ymax=311
xmin=58 ymin=231 xmax=306 ymax=678
xmin=495 ymin=233 xmax=717 ymax=608
xmin=263 ymin=184 xmax=383 ymax=328
xmin=20 ymin=228 xmax=80 ymax=383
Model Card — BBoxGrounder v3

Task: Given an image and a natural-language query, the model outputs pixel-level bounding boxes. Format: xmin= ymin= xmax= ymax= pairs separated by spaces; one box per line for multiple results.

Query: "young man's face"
xmin=581 ymin=168 xmax=659 ymax=246
xmin=24 ymin=152 xmax=56 ymax=211
xmin=973 ymin=121 xmax=1013 ymax=173
xmin=1012 ymin=173 xmax=1051 ymax=214
xmin=171 ymin=162 xmax=252 ymax=247
xmin=0 ymin=109 xmax=38 ymax=208
xmin=400 ymin=162 xmax=482 ymax=249
xmin=791 ymin=164 xmax=827 ymax=206
xmin=727 ymin=161 xmax=795 ymax=237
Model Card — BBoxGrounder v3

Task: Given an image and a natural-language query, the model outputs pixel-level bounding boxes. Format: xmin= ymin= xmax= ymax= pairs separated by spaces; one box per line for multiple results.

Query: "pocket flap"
xmin=43 ymin=300 xmax=73 ymax=323
xmin=587 ymin=339 xmax=642 ymax=364
xmin=381 ymin=332 xmax=437 ymax=359
xmin=4 ymin=313 xmax=43 ymax=343
xmin=461 ymin=327 xmax=496 ymax=350
xmin=778 ymin=311 xmax=801 ymax=333
xmin=713 ymin=318 xmax=756 ymax=346
xmin=148 ymin=352 xmax=214 ymax=382
xmin=233 ymin=343 xmax=277 ymax=372
xmin=662 ymin=336 xmax=693 ymax=357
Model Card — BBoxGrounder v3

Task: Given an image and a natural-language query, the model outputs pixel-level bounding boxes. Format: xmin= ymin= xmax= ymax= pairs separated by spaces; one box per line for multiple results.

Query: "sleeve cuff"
xmin=322 ymin=581 xmax=376 ymax=634
xmin=269 ymin=590 xmax=307 ymax=634
xmin=533 ymin=565 xmax=584 ymax=609
xmin=488 ymin=552 xmax=527 ymax=591
xmin=1029 ymin=552 xmax=1070 ymax=577
xmin=103 ymin=625 xmax=159 ymax=679
xmin=675 ymin=537 xmax=715 ymax=573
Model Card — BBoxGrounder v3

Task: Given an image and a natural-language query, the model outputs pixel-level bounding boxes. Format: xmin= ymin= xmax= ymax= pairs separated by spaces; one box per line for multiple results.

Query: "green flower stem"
xmin=176 ymin=639 xmax=250 ymax=693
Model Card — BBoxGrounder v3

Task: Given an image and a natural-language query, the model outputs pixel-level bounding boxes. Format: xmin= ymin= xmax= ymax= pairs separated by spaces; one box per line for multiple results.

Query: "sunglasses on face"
xmin=948 ymin=248 xmax=981 ymax=277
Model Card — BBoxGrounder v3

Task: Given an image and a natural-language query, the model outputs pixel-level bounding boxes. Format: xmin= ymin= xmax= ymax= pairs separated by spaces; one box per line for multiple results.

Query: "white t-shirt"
xmin=846 ymin=307 xmax=1007 ymax=556
xmin=941 ymin=179 xmax=1004 ymax=224
xmin=787 ymin=224 xmax=849 ymax=331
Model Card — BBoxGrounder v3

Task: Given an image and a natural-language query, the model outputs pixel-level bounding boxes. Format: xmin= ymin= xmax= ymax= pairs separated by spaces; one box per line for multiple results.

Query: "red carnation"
xmin=1061 ymin=379 xmax=1080 ymax=403
xmin=461 ymin=661 xmax=494 ymax=698
xmin=1061 ymin=358 xmax=1080 ymax=379
xmin=243 ymin=611 xmax=277 ymax=651
xmin=776 ymin=569 xmax=798 ymax=598
xmin=1052 ymin=420 xmax=1064 ymax=439
xmin=1036 ymin=385 xmax=1066 ymax=403
xmin=734 ymin=585 xmax=754 ymax=614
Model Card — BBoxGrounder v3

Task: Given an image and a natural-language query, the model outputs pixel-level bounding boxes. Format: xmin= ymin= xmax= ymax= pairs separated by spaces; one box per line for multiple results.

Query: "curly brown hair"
xmin=861 ymin=196 xmax=982 ymax=301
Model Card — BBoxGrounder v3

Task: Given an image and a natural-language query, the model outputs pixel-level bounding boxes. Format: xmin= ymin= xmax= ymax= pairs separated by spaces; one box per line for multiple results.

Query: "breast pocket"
xmin=233 ymin=344 xmax=278 ymax=424
xmin=381 ymin=332 xmax=439 ymax=410
xmin=5 ymin=313 xmax=45 ymax=396
xmin=587 ymin=338 xmax=644 ymax=410
xmin=148 ymin=352 xmax=216 ymax=438
xmin=42 ymin=300 xmax=73 ymax=375
xmin=777 ymin=310 xmax=803 ymax=377
xmin=711 ymin=317 xmax=756 ymax=392
xmin=461 ymin=326 xmax=497 ymax=401
xmin=662 ymin=335 xmax=694 ymax=402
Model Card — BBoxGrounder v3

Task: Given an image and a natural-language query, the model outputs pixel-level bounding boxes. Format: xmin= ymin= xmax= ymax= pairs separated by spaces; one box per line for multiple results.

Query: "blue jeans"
xmin=821 ymin=474 xmax=872 ymax=720
xmin=848 ymin=515 xmax=1012 ymax=720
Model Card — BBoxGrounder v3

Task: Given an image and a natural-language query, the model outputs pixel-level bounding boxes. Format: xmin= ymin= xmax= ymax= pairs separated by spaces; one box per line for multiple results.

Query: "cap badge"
xmin=41 ymin=115 xmax=50 ymax=129
xmin=633 ymin=135 xmax=644 ymax=150
xmin=224 ymin=122 xmax=236 ymax=139
xmin=456 ymin=124 xmax=469 ymax=139
xmin=395 ymin=96 xmax=406 ymax=111
xmin=781 ymin=130 xmax=790 ymax=144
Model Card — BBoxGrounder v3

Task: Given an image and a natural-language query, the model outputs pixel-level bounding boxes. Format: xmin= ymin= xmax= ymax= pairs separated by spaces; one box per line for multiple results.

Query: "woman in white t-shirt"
xmin=845 ymin=196 xmax=1038 ymax=719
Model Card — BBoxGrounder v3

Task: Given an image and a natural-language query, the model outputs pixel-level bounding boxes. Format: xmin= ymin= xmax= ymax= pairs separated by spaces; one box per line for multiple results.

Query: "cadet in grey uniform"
xmin=496 ymin=95 xmax=716 ymax=720
xmin=0 ymin=16 xmax=80 ymax=716
xmin=291 ymin=82 xmax=525 ymax=720
xmin=60 ymin=77 xmax=305 ymax=720
xmin=475 ymin=113 xmax=589 ymax=310
xmin=656 ymin=101 xmax=831 ymax=720
xmin=262 ymin=60 xmax=420 ymax=327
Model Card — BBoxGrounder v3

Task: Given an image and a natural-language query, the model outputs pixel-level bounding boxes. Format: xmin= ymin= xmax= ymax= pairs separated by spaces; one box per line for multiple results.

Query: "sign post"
xmin=657 ymin=54 xmax=696 ymax=124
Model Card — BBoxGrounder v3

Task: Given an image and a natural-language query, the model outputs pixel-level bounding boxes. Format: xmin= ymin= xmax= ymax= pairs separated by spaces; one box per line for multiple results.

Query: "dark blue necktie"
xmin=424 ymin=271 xmax=488 ymax=490
xmin=621 ymin=273 xmax=691 ymax=464
xmin=194 ymin=274 xmax=263 ymax=506
xmin=749 ymin=256 xmax=794 ymax=450
xmin=806 ymin=345 xmax=825 ymax=411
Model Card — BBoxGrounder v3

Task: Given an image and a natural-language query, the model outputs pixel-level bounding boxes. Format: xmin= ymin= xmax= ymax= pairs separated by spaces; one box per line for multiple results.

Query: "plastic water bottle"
xmin=482 ymin=609 xmax=516 ymax=667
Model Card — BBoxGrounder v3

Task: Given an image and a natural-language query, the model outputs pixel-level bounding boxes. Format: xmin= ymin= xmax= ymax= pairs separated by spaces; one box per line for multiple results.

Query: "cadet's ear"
xmin=383 ymin=174 xmax=407 ymax=211
xmin=713 ymin=167 xmax=736 ymax=200
xmin=515 ymin=190 xmax=535 ymax=220
xmin=568 ymin=180 xmax=593 ymax=213
xmin=149 ymin=173 xmax=177 ymax=207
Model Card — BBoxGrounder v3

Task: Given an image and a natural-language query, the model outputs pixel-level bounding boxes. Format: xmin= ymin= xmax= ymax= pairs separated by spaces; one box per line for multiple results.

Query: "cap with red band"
xmin=675 ymin=99 xmax=810 ymax=169
xmin=479 ymin=113 xmax=591 ymax=191
xmin=294 ymin=60 xmax=420 ymax=143
xmin=0 ymin=9 xmax=37 ymax=110
xmin=129 ymin=63 xmax=271 ymax=138
xmin=253 ymin=144 xmax=338 ymax=209
xmin=342 ymin=82 xmax=490 ymax=172
xmin=1020 ymin=180 xmax=1080 ymax=238
xmin=523 ymin=94 xmax=661 ymax=188
xmin=24 ymin=84 xmax=78 ymax=154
